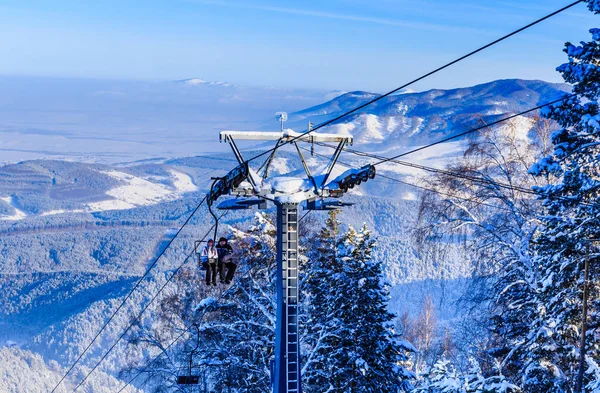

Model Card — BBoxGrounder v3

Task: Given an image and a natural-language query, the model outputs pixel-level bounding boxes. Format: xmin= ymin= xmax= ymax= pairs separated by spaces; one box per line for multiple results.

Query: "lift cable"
xmin=375 ymin=172 xmax=515 ymax=212
xmin=299 ymin=146 xmax=512 ymax=212
xmin=298 ymin=210 xmax=312 ymax=223
xmin=116 ymin=234 xmax=287 ymax=393
xmin=371 ymin=92 xmax=580 ymax=167
xmin=50 ymin=194 xmax=210 ymax=393
xmin=314 ymin=141 xmax=538 ymax=196
xmin=310 ymin=131 xmax=600 ymax=209
xmin=72 ymin=212 xmax=229 ymax=392
xmin=117 ymin=329 xmax=189 ymax=393
xmin=242 ymin=0 xmax=582 ymax=165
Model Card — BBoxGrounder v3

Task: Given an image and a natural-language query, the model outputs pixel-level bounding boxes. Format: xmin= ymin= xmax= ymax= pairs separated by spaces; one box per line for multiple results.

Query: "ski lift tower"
xmin=207 ymin=114 xmax=376 ymax=393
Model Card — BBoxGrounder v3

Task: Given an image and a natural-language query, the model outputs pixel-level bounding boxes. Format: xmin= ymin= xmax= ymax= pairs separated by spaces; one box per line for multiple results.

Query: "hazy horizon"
xmin=0 ymin=0 xmax=595 ymax=91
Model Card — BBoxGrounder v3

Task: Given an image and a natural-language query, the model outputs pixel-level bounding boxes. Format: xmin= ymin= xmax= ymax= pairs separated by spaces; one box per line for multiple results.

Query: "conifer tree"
xmin=416 ymin=359 xmax=464 ymax=393
xmin=526 ymin=1 xmax=600 ymax=390
xmin=302 ymin=210 xmax=342 ymax=392
xmin=416 ymin=359 xmax=520 ymax=393
xmin=303 ymin=211 xmax=414 ymax=392
xmin=464 ymin=359 xmax=520 ymax=393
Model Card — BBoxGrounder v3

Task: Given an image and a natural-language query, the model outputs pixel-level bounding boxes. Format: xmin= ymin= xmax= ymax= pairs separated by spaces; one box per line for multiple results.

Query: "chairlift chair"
xmin=177 ymin=325 xmax=202 ymax=386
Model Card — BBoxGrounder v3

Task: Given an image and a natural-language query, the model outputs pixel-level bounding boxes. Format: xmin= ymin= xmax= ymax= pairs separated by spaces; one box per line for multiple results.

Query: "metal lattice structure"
xmin=212 ymin=122 xmax=376 ymax=393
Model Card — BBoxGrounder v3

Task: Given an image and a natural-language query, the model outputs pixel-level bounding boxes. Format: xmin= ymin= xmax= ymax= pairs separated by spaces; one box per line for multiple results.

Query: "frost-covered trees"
xmin=413 ymin=3 xmax=600 ymax=387
xmin=415 ymin=115 xmax=554 ymax=376
xmin=121 ymin=213 xmax=277 ymax=393
xmin=524 ymin=5 xmax=600 ymax=390
xmin=397 ymin=296 xmax=447 ymax=372
xmin=416 ymin=359 xmax=464 ymax=393
xmin=0 ymin=347 xmax=140 ymax=393
xmin=415 ymin=359 xmax=520 ymax=393
xmin=303 ymin=211 xmax=415 ymax=392
xmin=126 ymin=211 xmax=415 ymax=392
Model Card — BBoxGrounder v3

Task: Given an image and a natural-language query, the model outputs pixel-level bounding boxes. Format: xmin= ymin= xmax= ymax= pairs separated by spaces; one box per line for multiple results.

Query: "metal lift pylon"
xmin=207 ymin=116 xmax=376 ymax=393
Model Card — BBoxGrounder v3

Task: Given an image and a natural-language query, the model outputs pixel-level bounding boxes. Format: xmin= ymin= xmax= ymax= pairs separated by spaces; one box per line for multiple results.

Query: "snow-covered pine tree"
xmin=464 ymin=359 xmax=520 ymax=393
xmin=415 ymin=359 xmax=465 ymax=393
xmin=416 ymin=358 xmax=520 ymax=393
xmin=465 ymin=359 xmax=487 ymax=393
xmin=302 ymin=209 xmax=341 ymax=392
xmin=526 ymin=2 xmax=600 ymax=390
xmin=303 ymin=211 xmax=414 ymax=392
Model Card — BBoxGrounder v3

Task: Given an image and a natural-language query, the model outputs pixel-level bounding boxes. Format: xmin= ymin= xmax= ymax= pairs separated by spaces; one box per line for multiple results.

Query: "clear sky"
xmin=0 ymin=0 xmax=597 ymax=92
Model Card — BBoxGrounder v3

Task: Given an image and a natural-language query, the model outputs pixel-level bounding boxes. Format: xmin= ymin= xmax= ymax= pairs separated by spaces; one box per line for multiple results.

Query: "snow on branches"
xmin=525 ymin=10 xmax=600 ymax=393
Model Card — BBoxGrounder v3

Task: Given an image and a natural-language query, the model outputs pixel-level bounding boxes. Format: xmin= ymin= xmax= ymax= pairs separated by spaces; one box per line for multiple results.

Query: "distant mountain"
xmin=286 ymin=79 xmax=570 ymax=149
xmin=175 ymin=78 xmax=233 ymax=87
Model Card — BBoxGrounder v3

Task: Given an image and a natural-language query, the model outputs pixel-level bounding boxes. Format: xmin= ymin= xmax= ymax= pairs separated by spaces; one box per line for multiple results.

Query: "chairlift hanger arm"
xmin=293 ymin=141 xmax=318 ymax=192
xmin=221 ymin=135 xmax=257 ymax=189
xmin=320 ymin=139 xmax=347 ymax=189
xmin=260 ymin=139 xmax=284 ymax=184
xmin=224 ymin=136 xmax=245 ymax=166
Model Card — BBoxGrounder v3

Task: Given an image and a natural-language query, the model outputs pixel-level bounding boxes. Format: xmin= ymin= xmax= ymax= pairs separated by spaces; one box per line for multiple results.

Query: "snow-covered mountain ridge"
xmin=286 ymin=79 xmax=569 ymax=149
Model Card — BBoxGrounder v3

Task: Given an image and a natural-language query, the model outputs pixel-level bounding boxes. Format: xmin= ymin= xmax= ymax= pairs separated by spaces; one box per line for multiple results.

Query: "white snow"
xmin=180 ymin=78 xmax=232 ymax=87
xmin=0 ymin=197 xmax=27 ymax=221
xmin=41 ymin=209 xmax=85 ymax=216
xmin=328 ymin=122 xmax=357 ymax=137
xmin=409 ymin=116 xmax=425 ymax=136
xmin=269 ymin=158 xmax=290 ymax=174
xmin=499 ymin=115 xmax=536 ymax=141
xmin=87 ymin=169 xmax=197 ymax=212
xmin=0 ymin=347 xmax=142 ymax=393
xmin=195 ymin=297 xmax=217 ymax=311
xmin=184 ymin=78 xmax=208 ymax=85
xmin=270 ymin=177 xmax=308 ymax=194
xmin=1 ymin=170 xmax=196 ymax=218
xmin=357 ymin=114 xmax=385 ymax=143
xmin=385 ymin=116 xmax=399 ymax=133
xmin=170 ymin=169 xmax=197 ymax=193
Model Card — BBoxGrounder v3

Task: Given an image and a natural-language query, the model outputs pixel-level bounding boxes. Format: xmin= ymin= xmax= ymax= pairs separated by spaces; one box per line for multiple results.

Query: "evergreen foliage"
xmin=525 ymin=4 xmax=600 ymax=390
xmin=416 ymin=359 xmax=519 ymax=393
xmin=303 ymin=211 xmax=414 ymax=392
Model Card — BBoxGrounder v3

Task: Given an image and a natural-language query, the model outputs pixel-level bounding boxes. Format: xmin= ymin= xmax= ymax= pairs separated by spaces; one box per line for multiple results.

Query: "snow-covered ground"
xmin=0 ymin=169 xmax=197 ymax=220
xmin=87 ymin=169 xmax=197 ymax=212
xmin=0 ymin=197 xmax=27 ymax=221
xmin=0 ymin=347 xmax=141 ymax=393
xmin=41 ymin=209 xmax=85 ymax=217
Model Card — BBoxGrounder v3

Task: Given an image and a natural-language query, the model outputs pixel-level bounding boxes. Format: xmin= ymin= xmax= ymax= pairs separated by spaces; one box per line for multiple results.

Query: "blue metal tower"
xmin=209 ymin=124 xmax=375 ymax=393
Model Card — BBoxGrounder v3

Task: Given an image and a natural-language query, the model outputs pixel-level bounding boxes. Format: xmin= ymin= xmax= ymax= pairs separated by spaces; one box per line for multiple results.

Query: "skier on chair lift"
xmin=216 ymin=237 xmax=236 ymax=284
xmin=200 ymin=239 xmax=218 ymax=286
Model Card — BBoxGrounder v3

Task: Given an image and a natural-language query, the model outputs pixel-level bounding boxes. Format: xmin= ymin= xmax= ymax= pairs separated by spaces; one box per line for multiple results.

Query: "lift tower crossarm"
xmin=220 ymin=130 xmax=353 ymax=144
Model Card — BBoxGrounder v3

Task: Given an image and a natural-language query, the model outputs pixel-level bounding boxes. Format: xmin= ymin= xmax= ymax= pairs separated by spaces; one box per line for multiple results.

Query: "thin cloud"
xmin=189 ymin=0 xmax=493 ymax=34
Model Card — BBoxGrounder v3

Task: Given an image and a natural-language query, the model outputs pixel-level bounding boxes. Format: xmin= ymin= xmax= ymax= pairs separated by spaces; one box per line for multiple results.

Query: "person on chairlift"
xmin=216 ymin=237 xmax=236 ymax=284
xmin=200 ymin=239 xmax=218 ymax=286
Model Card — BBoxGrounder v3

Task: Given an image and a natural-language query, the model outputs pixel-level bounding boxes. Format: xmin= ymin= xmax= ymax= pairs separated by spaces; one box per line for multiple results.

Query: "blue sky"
xmin=0 ymin=0 xmax=597 ymax=91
